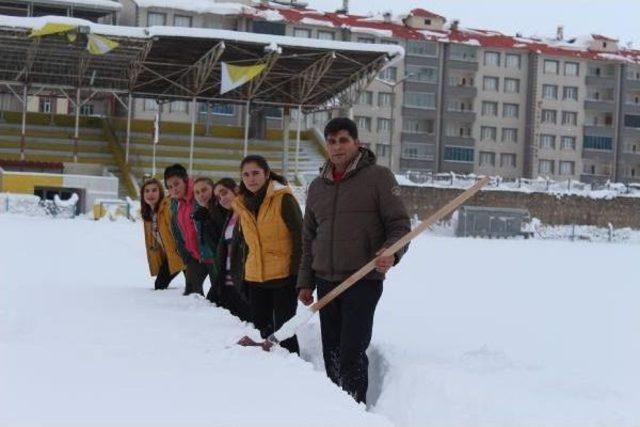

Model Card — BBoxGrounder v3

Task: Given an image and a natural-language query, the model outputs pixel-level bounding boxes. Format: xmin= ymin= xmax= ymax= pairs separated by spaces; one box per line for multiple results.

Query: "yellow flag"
xmin=30 ymin=22 xmax=77 ymax=38
xmin=220 ymin=62 xmax=266 ymax=94
xmin=86 ymin=34 xmax=119 ymax=55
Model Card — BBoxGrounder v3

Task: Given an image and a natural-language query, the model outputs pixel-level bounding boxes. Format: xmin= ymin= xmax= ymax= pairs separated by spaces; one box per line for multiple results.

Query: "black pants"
xmin=154 ymin=260 xmax=181 ymax=290
xmin=220 ymin=281 xmax=251 ymax=323
xmin=316 ymin=277 xmax=383 ymax=404
xmin=248 ymin=281 xmax=300 ymax=354
xmin=184 ymin=260 xmax=212 ymax=296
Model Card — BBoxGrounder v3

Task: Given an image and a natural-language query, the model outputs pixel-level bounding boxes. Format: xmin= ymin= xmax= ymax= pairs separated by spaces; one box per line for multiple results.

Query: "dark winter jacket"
xmin=212 ymin=212 xmax=249 ymax=302
xmin=297 ymin=147 xmax=411 ymax=289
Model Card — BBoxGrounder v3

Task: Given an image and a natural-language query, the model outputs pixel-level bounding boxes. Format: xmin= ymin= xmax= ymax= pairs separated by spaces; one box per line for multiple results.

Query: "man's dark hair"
xmin=324 ymin=117 xmax=358 ymax=140
xmin=163 ymin=163 xmax=188 ymax=186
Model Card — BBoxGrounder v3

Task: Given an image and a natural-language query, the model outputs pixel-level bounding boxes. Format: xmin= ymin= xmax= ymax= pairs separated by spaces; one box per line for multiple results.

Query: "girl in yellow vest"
xmin=141 ymin=178 xmax=185 ymax=290
xmin=233 ymin=155 xmax=302 ymax=354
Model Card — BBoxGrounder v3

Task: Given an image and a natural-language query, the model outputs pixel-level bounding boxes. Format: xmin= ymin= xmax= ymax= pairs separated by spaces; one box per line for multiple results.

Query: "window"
xmin=80 ymin=104 xmax=93 ymax=116
xmin=317 ymin=31 xmax=335 ymax=40
xmin=481 ymin=101 xmax=498 ymax=116
xmin=583 ymin=135 xmax=613 ymax=150
xmin=39 ymin=97 xmax=52 ymax=113
xmin=484 ymin=51 xmax=501 ymax=66
xmin=562 ymin=111 xmax=577 ymax=126
xmin=147 ymin=12 xmax=166 ymax=26
xmin=444 ymin=146 xmax=474 ymax=162
xmin=445 ymin=123 xmax=472 ymax=137
xmin=500 ymin=153 xmax=516 ymax=167
xmin=504 ymin=78 xmax=520 ymax=93
xmin=379 ymin=67 xmax=397 ymax=82
xmin=448 ymin=99 xmax=472 ymax=111
xmin=404 ymin=92 xmax=436 ymax=109
xmin=376 ymin=144 xmax=390 ymax=157
xmin=174 ymin=15 xmax=192 ymax=27
xmin=627 ymin=68 xmax=640 ymax=80
xmin=378 ymin=92 xmax=394 ymax=108
xmin=624 ymin=114 xmax=640 ymax=128
xmin=293 ymin=28 xmax=311 ymax=38
xmin=542 ymin=109 xmax=557 ymax=124
xmin=355 ymin=116 xmax=371 ymax=131
xmin=481 ymin=126 xmax=497 ymax=141
xmin=358 ymin=91 xmax=373 ymax=106
xmin=402 ymin=143 xmax=433 ymax=160
xmin=505 ymin=53 xmax=521 ymax=69
xmin=479 ymin=151 xmax=496 ymax=166
xmin=544 ymin=59 xmax=559 ymax=74
xmin=377 ymin=118 xmax=391 ymax=133
xmin=563 ymin=86 xmax=578 ymax=101
xmin=406 ymin=40 xmax=438 ymax=56
xmin=559 ymin=161 xmax=575 ymax=175
xmin=170 ymin=101 xmax=187 ymax=113
xmin=503 ymin=103 xmax=519 ymax=118
xmin=357 ymin=37 xmax=375 ymax=44
xmin=502 ymin=128 xmax=518 ymax=143
xmin=542 ymin=84 xmax=558 ymax=100
xmin=252 ymin=21 xmax=286 ymax=35
xmin=449 ymin=45 xmax=477 ymax=62
xmin=211 ymin=104 xmax=234 ymax=116
xmin=483 ymin=76 xmax=499 ymax=91
xmin=144 ymin=98 xmax=158 ymax=111
xmin=564 ymin=62 xmax=579 ymax=76
xmin=264 ymin=107 xmax=282 ymax=118
xmin=560 ymin=136 xmax=576 ymax=150
xmin=407 ymin=66 xmax=438 ymax=83
xmin=538 ymin=159 xmax=554 ymax=174
xmin=403 ymin=119 xmax=434 ymax=134
xmin=540 ymin=134 xmax=556 ymax=149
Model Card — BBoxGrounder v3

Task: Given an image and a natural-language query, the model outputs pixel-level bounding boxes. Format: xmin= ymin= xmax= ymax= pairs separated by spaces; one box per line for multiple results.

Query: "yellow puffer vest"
xmin=143 ymin=198 xmax=185 ymax=277
xmin=233 ymin=181 xmax=294 ymax=283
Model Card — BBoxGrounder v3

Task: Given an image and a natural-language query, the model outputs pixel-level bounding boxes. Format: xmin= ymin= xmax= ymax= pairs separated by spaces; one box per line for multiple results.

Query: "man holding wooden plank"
xmin=297 ymin=117 xmax=412 ymax=404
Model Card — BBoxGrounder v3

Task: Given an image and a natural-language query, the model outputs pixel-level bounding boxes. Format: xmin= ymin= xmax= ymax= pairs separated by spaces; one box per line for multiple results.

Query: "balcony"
xmin=443 ymin=134 xmax=475 ymax=147
xmin=444 ymin=109 xmax=476 ymax=122
xmin=583 ymin=124 xmax=614 ymax=138
xmin=447 ymin=58 xmax=479 ymax=71
xmin=584 ymin=99 xmax=615 ymax=112
xmin=624 ymin=102 xmax=640 ymax=114
xmin=625 ymin=79 xmax=640 ymax=90
xmin=586 ymin=75 xmax=616 ymax=87
xmin=446 ymin=85 xmax=478 ymax=98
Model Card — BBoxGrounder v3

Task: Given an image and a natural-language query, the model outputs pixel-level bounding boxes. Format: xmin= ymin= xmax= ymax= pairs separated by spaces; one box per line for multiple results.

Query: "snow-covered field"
xmin=1 ymin=214 xmax=639 ymax=427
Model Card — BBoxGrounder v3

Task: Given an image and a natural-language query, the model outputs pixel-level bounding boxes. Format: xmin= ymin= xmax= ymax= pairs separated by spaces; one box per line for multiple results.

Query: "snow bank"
xmin=396 ymin=172 xmax=640 ymax=199
xmin=0 ymin=216 xmax=391 ymax=427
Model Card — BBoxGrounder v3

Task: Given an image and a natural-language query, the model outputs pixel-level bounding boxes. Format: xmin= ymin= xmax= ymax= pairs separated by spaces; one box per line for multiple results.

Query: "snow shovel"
xmin=238 ymin=176 xmax=491 ymax=350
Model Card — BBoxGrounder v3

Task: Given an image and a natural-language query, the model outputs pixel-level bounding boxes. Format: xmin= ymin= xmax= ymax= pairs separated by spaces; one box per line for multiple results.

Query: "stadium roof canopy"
xmin=0 ymin=15 xmax=404 ymax=111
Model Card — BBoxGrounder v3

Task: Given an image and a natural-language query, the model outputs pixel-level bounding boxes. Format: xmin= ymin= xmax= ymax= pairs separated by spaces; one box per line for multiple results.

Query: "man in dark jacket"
xmin=297 ymin=117 xmax=411 ymax=404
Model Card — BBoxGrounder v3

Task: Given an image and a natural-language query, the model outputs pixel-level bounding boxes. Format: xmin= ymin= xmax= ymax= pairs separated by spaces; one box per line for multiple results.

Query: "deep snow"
xmin=1 ymin=214 xmax=639 ymax=427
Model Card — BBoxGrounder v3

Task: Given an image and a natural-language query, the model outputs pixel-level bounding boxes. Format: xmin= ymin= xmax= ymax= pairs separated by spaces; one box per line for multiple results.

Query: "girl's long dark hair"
xmin=194 ymin=176 xmax=228 ymax=230
xmin=140 ymin=178 xmax=164 ymax=222
xmin=239 ymin=155 xmax=287 ymax=196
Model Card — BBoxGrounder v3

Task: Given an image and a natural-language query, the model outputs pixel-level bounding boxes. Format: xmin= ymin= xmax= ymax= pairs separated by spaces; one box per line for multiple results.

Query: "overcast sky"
xmin=305 ymin=0 xmax=639 ymax=48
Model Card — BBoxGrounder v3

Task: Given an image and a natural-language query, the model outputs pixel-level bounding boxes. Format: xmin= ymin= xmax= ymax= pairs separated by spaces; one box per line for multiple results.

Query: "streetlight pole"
xmin=375 ymin=73 xmax=413 ymax=172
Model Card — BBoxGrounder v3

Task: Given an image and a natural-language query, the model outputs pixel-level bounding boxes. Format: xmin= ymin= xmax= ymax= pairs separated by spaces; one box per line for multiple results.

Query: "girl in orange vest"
xmin=233 ymin=155 xmax=302 ymax=354
xmin=141 ymin=178 xmax=185 ymax=290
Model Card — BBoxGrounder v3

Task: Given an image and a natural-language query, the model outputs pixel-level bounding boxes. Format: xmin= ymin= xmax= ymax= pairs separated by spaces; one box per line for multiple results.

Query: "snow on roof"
xmin=592 ymin=33 xmax=618 ymax=42
xmin=131 ymin=0 xmax=247 ymax=15
xmin=241 ymin=3 xmax=640 ymax=64
xmin=0 ymin=14 xmax=404 ymax=60
xmin=409 ymin=8 xmax=445 ymax=21
xmin=29 ymin=0 xmax=121 ymax=11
